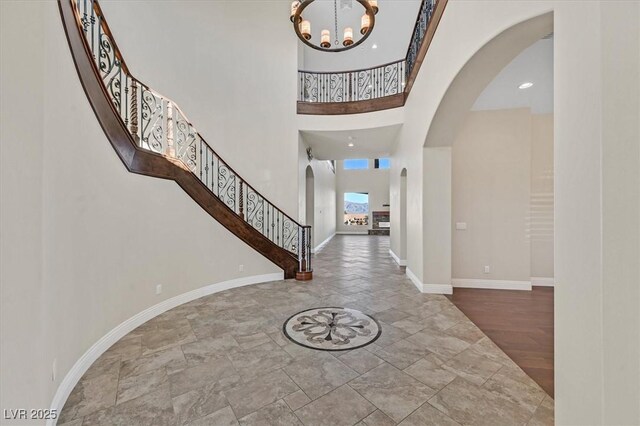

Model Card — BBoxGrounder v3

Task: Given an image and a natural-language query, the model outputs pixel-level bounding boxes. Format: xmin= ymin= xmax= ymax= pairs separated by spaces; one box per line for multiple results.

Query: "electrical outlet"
xmin=239 ymin=264 xmax=244 ymax=272
xmin=484 ymin=265 xmax=491 ymax=274
xmin=156 ymin=284 xmax=162 ymax=295
xmin=52 ymin=358 xmax=57 ymax=382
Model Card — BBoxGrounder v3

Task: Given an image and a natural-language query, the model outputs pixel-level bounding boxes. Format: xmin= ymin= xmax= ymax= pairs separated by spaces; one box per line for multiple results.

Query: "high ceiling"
xmin=300 ymin=0 xmax=422 ymax=72
xmin=301 ymin=124 xmax=402 ymax=160
xmin=472 ymin=37 xmax=553 ymax=114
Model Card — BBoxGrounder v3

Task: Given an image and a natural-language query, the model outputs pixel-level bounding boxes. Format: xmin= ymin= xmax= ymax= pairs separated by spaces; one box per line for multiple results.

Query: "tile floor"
xmin=59 ymin=235 xmax=554 ymax=425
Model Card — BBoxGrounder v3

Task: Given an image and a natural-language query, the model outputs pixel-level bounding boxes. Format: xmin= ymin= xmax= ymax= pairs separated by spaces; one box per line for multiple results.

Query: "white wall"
xmin=1 ymin=0 xmax=48 ymax=416
xmin=1 ymin=0 xmax=296 ymax=420
xmin=389 ymin=0 xmax=639 ymax=422
xmin=298 ymin=139 xmax=337 ymax=250
xmin=452 ymin=109 xmax=553 ymax=283
xmin=100 ymin=0 xmax=300 ymax=217
xmin=335 ymin=159 xmax=390 ymax=234
xmin=530 ymin=113 xmax=554 ymax=278
xmin=555 ymin=2 xmax=639 ymax=423
xmin=452 ymin=108 xmax=531 ymax=282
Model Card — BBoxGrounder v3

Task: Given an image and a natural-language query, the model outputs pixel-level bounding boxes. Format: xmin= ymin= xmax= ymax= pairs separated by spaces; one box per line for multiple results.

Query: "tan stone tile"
xmin=362 ymin=409 xmax=395 ymax=426
xmin=224 ymin=369 xmax=299 ymax=418
xmin=406 ymin=329 xmax=470 ymax=360
xmin=116 ymin=368 xmax=169 ymax=405
xmin=528 ymin=395 xmax=554 ymax=426
xmin=349 ymin=363 xmax=436 ymax=422
xmin=181 ymin=334 xmax=239 ymax=365
xmin=172 ymin=383 xmax=229 ymax=424
xmin=428 ymin=377 xmax=532 ymax=426
xmin=120 ymin=346 xmax=187 ymax=378
xmin=185 ymin=406 xmax=239 ymax=426
xmin=284 ymin=389 xmax=311 ymax=411
xmin=239 ymin=400 xmax=302 ymax=425
xmin=227 ymin=341 xmax=293 ymax=381
xmin=444 ymin=321 xmax=485 ymax=344
xmin=398 ymin=403 xmax=460 ymax=426
xmin=169 ymin=357 xmax=241 ymax=398
xmin=295 ymin=385 xmax=376 ymax=426
xmin=374 ymin=339 xmax=432 ymax=370
xmin=403 ymin=354 xmax=457 ymax=391
xmin=82 ymin=385 xmax=175 ymax=426
xmin=338 ymin=348 xmax=385 ymax=374
xmin=284 ymin=351 xmax=359 ymax=400
xmin=442 ymin=349 xmax=503 ymax=385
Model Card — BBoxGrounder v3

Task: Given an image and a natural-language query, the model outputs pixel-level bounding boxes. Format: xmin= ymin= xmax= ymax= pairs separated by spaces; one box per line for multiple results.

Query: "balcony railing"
xmin=297 ymin=0 xmax=445 ymax=114
xmin=299 ymin=60 xmax=405 ymax=103
xmin=70 ymin=0 xmax=312 ymax=278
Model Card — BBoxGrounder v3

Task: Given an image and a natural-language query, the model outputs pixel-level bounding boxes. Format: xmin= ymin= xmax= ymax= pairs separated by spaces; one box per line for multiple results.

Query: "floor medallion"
xmin=283 ymin=307 xmax=381 ymax=351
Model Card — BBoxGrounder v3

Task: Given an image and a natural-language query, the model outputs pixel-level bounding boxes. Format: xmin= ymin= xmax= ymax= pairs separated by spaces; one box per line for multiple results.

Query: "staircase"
xmin=58 ymin=0 xmax=312 ymax=280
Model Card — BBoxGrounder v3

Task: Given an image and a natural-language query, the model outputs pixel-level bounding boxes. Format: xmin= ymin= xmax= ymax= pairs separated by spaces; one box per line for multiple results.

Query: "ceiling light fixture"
xmin=348 ymin=143 xmax=355 ymax=147
xmin=290 ymin=0 xmax=378 ymax=52
xmin=518 ymin=81 xmax=534 ymax=89
xmin=372 ymin=43 xmax=378 ymax=49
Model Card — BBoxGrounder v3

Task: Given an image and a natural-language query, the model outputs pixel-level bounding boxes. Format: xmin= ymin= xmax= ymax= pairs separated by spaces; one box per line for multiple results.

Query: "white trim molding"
xmin=406 ymin=267 xmax=453 ymax=294
xmin=388 ymin=249 xmax=407 ymax=266
xmin=452 ymin=278 xmax=532 ymax=291
xmin=336 ymin=231 xmax=369 ymax=235
xmin=312 ymin=233 xmax=335 ymax=254
xmin=48 ymin=272 xmax=283 ymax=425
xmin=531 ymin=277 xmax=555 ymax=287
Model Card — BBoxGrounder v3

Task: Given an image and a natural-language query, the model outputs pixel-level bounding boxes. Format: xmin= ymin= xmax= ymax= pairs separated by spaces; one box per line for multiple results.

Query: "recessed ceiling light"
xmin=348 ymin=143 xmax=354 ymax=147
xmin=518 ymin=82 xmax=534 ymax=89
xmin=372 ymin=44 xmax=378 ymax=49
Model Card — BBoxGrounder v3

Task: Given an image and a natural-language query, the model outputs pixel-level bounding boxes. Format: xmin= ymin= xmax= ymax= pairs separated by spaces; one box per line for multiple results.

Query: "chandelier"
xmin=290 ymin=0 xmax=378 ymax=52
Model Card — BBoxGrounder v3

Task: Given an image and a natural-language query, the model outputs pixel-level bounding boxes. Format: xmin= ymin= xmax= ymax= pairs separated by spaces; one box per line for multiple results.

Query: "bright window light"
xmin=375 ymin=158 xmax=390 ymax=169
xmin=344 ymin=192 xmax=369 ymax=226
xmin=344 ymin=159 xmax=369 ymax=170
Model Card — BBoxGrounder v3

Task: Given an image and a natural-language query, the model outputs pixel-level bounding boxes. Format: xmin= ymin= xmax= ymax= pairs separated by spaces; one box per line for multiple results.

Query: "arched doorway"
xmin=400 ymin=168 xmax=407 ymax=263
xmin=305 ymin=165 xmax=315 ymax=248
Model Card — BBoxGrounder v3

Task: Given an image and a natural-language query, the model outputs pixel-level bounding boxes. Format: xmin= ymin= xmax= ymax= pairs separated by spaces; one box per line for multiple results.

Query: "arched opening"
xmin=418 ymin=11 xmax=555 ymax=396
xmin=400 ymin=168 xmax=408 ymax=263
xmin=305 ymin=165 xmax=315 ymax=248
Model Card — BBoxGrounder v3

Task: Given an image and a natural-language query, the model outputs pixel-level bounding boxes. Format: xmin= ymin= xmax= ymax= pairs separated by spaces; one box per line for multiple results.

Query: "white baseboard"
xmin=531 ymin=277 xmax=554 ymax=287
xmin=406 ymin=267 xmax=453 ymax=295
xmin=388 ymin=249 xmax=407 ymax=266
xmin=452 ymin=278 xmax=532 ymax=291
xmin=48 ymin=272 xmax=283 ymax=425
xmin=336 ymin=231 xmax=369 ymax=235
xmin=312 ymin=233 xmax=335 ymax=254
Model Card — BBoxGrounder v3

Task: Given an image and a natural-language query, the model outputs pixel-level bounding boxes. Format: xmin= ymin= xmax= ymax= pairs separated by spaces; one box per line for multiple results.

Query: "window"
xmin=374 ymin=158 xmax=390 ymax=169
xmin=343 ymin=159 xmax=369 ymax=170
xmin=344 ymin=192 xmax=369 ymax=226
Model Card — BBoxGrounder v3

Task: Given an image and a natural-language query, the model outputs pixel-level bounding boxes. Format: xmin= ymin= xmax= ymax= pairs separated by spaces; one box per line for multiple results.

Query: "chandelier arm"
xmin=293 ymin=0 xmax=376 ymax=53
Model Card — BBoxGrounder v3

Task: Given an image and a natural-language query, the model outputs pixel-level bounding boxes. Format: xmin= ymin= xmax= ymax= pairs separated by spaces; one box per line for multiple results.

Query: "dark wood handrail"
xmin=298 ymin=59 xmax=405 ymax=76
xmin=58 ymin=0 xmax=312 ymax=279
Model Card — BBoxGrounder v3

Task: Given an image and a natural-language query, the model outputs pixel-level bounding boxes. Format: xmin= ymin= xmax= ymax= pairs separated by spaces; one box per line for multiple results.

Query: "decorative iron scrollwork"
xmin=72 ymin=0 xmax=312 ymax=275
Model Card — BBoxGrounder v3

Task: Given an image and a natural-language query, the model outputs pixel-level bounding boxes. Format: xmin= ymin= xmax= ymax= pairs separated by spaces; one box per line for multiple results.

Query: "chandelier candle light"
xmin=290 ymin=0 xmax=378 ymax=52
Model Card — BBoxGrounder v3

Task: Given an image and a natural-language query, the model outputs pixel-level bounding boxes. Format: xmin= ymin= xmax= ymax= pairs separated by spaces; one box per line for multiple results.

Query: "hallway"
xmin=59 ymin=235 xmax=553 ymax=425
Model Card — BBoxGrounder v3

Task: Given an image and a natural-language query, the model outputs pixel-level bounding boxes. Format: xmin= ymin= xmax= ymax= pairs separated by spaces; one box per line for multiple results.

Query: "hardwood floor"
xmin=447 ymin=287 xmax=554 ymax=397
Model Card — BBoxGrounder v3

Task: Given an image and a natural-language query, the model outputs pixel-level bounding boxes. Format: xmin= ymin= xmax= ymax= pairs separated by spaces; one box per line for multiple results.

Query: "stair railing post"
xmin=165 ymin=100 xmax=175 ymax=158
xmin=130 ymin=81 xmax=138 ymax=142
xmin=306 ymin=225 xmax=312 ymax=272
xmin=298 ymin=226 xmax=304 ymax=272
xmin=239 ymin=180 xmax=244 ymax=219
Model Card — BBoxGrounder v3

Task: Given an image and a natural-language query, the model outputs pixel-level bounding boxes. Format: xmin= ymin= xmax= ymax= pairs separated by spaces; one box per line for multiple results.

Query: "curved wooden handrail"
xmin=297 ymin=0 xmax=448 ymax=115
xmin=58 ymin=0 xmax=312 ymax=279
xmin=299 ymin=59 xmax=405 ymax=76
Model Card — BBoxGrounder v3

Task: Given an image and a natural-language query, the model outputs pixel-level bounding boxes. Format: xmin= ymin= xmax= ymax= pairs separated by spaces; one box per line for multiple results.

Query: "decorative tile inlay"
xmin=283 ymin=307 xmax=381 ymax=351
